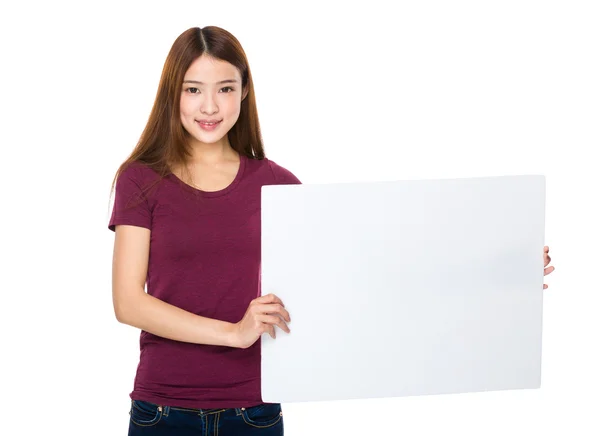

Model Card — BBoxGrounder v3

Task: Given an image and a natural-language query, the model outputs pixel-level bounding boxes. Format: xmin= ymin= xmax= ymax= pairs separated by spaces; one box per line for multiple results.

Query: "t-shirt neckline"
xmin=168 ymin=152 xmax=247 ymax=198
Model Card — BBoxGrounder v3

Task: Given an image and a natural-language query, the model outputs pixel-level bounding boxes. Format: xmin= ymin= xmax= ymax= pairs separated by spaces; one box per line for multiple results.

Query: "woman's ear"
xmin=242 ymin=87 xmax=248 ymax=101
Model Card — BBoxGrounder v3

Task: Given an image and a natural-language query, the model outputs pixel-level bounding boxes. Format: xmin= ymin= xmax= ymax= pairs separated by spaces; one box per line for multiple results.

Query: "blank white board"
xmin=260 ymin=175 xmax=545 ymax=403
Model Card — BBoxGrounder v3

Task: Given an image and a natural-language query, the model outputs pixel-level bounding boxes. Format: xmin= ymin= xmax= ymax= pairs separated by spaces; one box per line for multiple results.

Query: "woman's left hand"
xmin=543 ymin=245 xmax=555 ymax=289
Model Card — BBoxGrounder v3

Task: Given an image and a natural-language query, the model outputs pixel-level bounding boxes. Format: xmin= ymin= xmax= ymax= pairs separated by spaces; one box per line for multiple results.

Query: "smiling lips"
xmin=196 ymin=119 xmax=222 ymax=131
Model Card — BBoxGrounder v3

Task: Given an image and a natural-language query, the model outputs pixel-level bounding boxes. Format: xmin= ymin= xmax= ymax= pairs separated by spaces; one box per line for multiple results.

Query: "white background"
xmin=0 ymin=1 xmax=597 ymax=435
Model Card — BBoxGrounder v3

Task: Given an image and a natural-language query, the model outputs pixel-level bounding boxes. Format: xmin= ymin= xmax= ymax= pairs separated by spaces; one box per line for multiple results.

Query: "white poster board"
xmin=260 ymin=175 xmax=545 ymax=403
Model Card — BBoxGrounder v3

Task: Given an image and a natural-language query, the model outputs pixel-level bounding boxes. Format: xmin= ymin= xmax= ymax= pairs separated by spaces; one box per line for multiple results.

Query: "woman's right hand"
xmin=232 ymin=293 xmax=291 ymax=349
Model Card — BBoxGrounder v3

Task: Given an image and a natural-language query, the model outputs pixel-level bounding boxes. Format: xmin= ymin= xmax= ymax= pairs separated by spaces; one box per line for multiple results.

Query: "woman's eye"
xmin=185 ymin=87 xmax=233 ymax=94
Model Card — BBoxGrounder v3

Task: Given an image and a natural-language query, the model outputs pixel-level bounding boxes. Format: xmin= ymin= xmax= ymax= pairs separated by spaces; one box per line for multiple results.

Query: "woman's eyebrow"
xmin=182 ymin=79 xmax=239 ymax=85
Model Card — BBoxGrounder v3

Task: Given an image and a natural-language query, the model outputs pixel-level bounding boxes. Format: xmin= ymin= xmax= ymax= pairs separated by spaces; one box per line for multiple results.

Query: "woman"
xmin=109 ymin=25 xmax=556 ymax=435
xmin=109 ymin=26 xmax=295 ymax=435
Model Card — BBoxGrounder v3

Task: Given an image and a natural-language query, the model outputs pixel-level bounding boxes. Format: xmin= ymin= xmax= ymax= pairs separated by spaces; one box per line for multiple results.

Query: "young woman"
xmin=108 ymin=26 xmax=296 ymax=435
xmin=109 ymin=25 xmax=556 ymax=436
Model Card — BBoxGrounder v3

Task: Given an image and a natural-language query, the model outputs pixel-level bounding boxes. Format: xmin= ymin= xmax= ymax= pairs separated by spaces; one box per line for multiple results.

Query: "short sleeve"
xmin=267 ymin=159 xmax=302 ymax=185
xmin=108 ymin=164 xmax=152 ymax=232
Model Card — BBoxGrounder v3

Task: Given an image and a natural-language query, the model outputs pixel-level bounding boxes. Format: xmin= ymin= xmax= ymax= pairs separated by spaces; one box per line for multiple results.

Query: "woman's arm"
xmin=111 ymin=224 xmax=237 ymax=347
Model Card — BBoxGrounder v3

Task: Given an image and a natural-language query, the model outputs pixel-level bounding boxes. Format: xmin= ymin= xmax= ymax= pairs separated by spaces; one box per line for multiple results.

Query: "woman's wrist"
xmin=220 ymin=321 xmax=240 ymax=348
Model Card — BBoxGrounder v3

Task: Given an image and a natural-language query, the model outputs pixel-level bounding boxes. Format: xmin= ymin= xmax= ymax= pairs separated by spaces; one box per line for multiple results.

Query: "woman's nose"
xmin=200 ymin=94 xmax=218 ymax=114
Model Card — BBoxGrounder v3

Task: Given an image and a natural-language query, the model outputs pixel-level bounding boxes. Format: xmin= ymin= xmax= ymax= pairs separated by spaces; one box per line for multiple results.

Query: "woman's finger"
xmin=257 ymin=314 xmax=290 ymax=333
xmin=255 ymin=303 xmax=290 ymax=322
xmin=254 ymin=293 xmax=284 ymax=307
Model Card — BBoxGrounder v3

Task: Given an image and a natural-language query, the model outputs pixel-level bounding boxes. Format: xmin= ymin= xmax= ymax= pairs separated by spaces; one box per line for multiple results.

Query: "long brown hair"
xmin=109 ymin=26 xmax=265 ymax=201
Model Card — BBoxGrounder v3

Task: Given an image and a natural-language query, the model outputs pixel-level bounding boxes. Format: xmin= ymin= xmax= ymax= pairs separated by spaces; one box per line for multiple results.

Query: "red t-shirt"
xmin=108 ymin=153 xmax=301 ymax=408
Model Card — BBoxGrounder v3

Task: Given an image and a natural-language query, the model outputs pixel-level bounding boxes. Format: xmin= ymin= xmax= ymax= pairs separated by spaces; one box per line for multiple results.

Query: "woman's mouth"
xmin=196 ymin=120 xmax=222 ymax=131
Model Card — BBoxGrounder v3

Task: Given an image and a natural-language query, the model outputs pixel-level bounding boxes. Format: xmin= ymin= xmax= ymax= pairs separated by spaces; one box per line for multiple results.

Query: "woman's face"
xmin=180 ymin=55 xmax=245 ymax=148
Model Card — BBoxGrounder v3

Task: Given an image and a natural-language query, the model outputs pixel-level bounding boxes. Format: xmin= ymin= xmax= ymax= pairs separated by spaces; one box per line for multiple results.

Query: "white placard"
xmin=261 ymin=175 xmax=545 ymax=403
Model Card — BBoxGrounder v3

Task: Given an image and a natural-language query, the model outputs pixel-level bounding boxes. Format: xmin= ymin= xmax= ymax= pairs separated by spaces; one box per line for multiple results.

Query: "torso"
xmin=109 ymin=155 xmax=301 ymax=409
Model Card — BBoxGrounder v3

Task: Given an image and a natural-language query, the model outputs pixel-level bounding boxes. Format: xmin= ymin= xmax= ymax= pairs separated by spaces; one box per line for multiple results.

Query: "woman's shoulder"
xmin=113 ymin=161 xmax=165 ymax=204
xmin=263 ymin=157 xmax=302 ymax=185
xmin=117 ymin=160 xmax=162 ymax=183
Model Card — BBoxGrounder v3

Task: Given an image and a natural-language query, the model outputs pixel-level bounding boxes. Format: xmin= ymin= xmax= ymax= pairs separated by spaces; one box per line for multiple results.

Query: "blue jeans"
xmin=127 ymin=399 xmax=284 ymax=435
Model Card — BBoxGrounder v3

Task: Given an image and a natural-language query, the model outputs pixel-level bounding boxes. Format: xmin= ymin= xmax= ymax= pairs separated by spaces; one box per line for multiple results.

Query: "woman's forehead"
xmin=184 ymin=55 xmax=240 ymax=83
